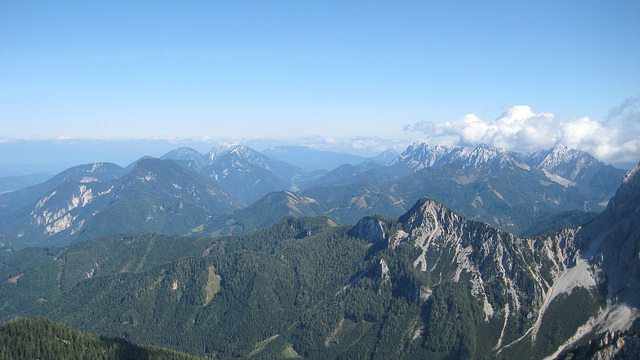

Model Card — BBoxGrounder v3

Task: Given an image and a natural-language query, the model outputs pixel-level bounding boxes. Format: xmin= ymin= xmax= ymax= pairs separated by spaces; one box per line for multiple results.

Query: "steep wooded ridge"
xmin=0 ymin=316 xmax=205 ymax=360
xmin=0 ymin=161 xmax=637 ymax=359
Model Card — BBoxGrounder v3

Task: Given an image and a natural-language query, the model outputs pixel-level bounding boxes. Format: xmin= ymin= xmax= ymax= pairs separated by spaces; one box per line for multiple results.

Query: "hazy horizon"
xmin=1 ymin=137 xmax=638 ymax=179
xmin=2 ymin=2 xmax=639 ymax=173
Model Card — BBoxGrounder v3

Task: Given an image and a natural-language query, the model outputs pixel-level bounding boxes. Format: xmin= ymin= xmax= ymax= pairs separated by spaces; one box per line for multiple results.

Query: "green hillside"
xmin=0 ymin=200 xmax=610 ymax=359
xmin=0 ymin=316 xmax=204 ymax=360
xmin=303 ymin=162 xmax=602 ymax=236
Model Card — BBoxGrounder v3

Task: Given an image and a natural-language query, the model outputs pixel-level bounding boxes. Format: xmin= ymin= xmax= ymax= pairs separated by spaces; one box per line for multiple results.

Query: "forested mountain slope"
xmin=0 ymin=316 xmax=204 ymax=360
xmin=0 ymin=161 xmax=637 ymax=359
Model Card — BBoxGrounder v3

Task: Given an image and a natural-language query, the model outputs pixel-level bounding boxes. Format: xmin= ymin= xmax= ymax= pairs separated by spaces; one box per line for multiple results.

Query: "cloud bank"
xmin=405 ymin=100 xmax=640 ymax=165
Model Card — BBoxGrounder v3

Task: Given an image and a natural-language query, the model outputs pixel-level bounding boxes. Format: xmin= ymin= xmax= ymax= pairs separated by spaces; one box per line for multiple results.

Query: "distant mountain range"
xmin=386 ymin=143 xmax=626 ymax=204
xmin=388 ymin=142 xmax=528 ymax=173
xmin=0 ymin=143 xmax=627 ymax=248
xmin=161 ymin=144 xmax=399 ymax=203
xmin=522 ymin=144 xmax=626 ymax=204
xmin=302 ymin=161 xmax=602 ymax=235
xmin=162 ymin=144 xmax=306 ymax=203
xmin=1 ymin=159 xmax=637 ymax=359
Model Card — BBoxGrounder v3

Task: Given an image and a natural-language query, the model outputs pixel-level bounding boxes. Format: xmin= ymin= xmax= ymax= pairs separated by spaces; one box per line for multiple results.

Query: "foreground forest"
xmin=0 ymin=316 xmax=205 ymax=360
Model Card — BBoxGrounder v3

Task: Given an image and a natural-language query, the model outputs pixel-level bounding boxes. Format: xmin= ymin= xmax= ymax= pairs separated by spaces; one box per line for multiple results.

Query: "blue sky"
xmin=1 ymin=1 xmax=639 ymax=169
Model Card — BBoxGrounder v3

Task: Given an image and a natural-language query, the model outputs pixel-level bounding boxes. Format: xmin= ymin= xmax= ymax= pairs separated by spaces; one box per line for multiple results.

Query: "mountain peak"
xmin=206 ymin=143 xmax=240 ymax=161
xmin=160 ymin=147 xmax=206 ymax=169
xmin=622 ymin=161 xmax=640 ymax=185
xmin=551 ymin=143 xmax=568 ymax=153
xmin=131 ymin=156 xmax=161 ymax=169
xmin=396 ymin=198 xmax=465 ymax=245
xmin=535 ymin=144 xmax=600 ymax=169
xmin=601 ymin=162 xmax=640 ymax=221
xmin=388 ymin=142 xmax=448 ymax=171
xmin=161 ymin=147 xmax=203 ymax=160
xmin=371 ymin=148 xmax=400 ymax=164
xmin=390 ymin=142 xmax=529 ymax=172
xmin=400 ymin=197 xmax=459 ymax=220
xmin=521 ymin=144 xmax=626 ymax=203
xmin=349 ymin=198 xmax=461 ymax=248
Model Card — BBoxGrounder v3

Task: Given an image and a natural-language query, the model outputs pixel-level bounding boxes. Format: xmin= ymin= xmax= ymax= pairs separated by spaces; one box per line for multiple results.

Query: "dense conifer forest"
xmin=0 ymin=316 xmax=205 ymax=359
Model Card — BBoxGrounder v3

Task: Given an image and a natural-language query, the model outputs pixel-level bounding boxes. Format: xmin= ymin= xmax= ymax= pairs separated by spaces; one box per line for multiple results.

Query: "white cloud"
xmin=350 ymin=137 xmax=384 ymax=150
xmin=406 ymin=103 xmax=640 ymax=165
xmin=286 ymin=135 xmax=410 ymax=156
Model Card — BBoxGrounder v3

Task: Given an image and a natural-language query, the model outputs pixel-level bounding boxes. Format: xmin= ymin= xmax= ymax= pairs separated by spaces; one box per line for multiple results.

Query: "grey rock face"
xmin=350 ymin=216 xmax=386 ymax=244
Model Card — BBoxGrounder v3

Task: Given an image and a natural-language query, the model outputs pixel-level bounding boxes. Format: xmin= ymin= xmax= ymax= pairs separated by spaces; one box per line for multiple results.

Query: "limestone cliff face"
xmin=556 ymin=320 xmax=640 ymax=360
xmin=592 ymin=163 xmax=640 ymax=307
xmin=388 ymin=198 xmax=563 ymax=349
xmin=349 ymin=215 xmax=386 ymax=244
xmin=369 ymin=162 xmax=640 ymax=357
xmin=529 ymin=162 xmax=640 ymax=358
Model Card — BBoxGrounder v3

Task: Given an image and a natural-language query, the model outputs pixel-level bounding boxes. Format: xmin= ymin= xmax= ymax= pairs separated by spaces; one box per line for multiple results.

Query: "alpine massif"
xmin=0 ymin=157 xmax=242 ymax=246
xmin=0 ymin=143 xmax=636 ymax=359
